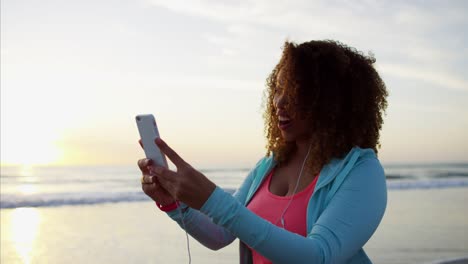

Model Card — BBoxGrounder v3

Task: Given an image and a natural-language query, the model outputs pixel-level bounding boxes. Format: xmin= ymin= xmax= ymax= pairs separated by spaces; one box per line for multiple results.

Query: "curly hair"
xmin=263 ymin=40 xmax=388 ymax=174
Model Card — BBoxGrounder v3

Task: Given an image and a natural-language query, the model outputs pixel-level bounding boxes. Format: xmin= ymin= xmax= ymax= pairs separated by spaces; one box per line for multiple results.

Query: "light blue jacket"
xmin=168 ymin=147 xmax=387 ymax=263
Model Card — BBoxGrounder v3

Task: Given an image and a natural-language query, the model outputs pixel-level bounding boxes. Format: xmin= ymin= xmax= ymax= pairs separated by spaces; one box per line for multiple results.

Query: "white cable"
xmin=177 ymin=204 xmax=191 ymax=264
xmin=151 ymin=163 xmax=191 ymax=263
xmin=150 ymin=164 xmax=191 ymax=263
xmin=277 ymin=143 xmax=313 ymax=228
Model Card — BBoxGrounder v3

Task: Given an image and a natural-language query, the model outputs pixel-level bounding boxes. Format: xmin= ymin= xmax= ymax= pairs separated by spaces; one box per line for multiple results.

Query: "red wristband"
xmin=155 ymin=201 xmax=179 ymax=212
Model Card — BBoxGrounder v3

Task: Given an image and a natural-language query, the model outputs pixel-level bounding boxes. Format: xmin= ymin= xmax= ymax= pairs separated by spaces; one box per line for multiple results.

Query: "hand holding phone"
xmin=135 ymin=114 xmax=168 ymax=168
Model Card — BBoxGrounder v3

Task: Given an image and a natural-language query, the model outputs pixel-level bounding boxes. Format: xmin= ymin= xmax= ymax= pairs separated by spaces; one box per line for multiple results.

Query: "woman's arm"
xmin=165 ymin=161 xmax=259 ymax=250
xmin=199 ymin=158 xmax=387 ymax=263
xmin=166 ymin=205 xmax=236 ymax=250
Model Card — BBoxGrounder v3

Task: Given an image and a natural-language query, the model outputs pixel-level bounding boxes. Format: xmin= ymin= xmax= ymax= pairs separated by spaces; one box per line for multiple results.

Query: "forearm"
xmin=167 ymin=204 xmax=236 ymax=250
xmin=200 ymin=187 xmax=325 ymax=263
xmin=166 ymin=164 xmax=258 ymax=250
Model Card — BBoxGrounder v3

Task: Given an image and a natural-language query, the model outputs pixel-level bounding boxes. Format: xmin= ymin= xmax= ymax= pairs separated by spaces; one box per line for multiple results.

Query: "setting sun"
xmin=1 ymin=122 xmax=63 ymax=166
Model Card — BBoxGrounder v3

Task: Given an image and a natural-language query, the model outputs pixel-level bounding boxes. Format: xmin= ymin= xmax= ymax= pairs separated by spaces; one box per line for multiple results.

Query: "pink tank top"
xmin=246 ymin=168 xmax=319 ymax=264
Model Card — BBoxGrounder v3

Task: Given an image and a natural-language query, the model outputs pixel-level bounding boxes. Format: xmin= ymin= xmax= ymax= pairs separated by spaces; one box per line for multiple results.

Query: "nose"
xmin=274 ymin=91 xmax=287 ymax=111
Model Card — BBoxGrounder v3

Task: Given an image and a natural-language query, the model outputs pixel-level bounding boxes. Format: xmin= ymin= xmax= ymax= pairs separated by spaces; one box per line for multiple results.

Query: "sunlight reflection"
xmin=19 ymin=165 xmax=34 ymax=177
xmin=17 ymin=184 xmax=39 ymax=195
xmin=17 ymin=165 xmax=39 ymax=194
xmin=11 ymin=208 xmax=41 ymax=264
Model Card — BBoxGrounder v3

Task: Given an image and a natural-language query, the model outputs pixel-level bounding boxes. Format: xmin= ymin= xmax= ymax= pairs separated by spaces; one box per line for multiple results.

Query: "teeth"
xmin=278 ymin=116 xmax=290 ymax=121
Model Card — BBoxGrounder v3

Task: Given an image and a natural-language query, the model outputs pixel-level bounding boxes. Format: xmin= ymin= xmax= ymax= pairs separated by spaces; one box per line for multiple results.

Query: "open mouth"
xmin=278 ymin=116 xmax=292 ymax=130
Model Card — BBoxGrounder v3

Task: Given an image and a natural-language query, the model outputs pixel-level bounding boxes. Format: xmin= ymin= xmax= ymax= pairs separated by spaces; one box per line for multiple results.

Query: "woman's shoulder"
xmin=323 ymin=147 xmax=383 ymax=184
xmin=348 ymin=148 xmax=386 ymax=185
xmin=353 ymin=147 xmax=383 ymax=169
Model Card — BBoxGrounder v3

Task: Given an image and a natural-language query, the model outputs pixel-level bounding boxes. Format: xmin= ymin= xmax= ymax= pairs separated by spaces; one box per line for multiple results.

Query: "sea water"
xmin=1 ymin=163 xmax=468 ymax=264
xmin=1 ymin=163 xmax=468 ymax=209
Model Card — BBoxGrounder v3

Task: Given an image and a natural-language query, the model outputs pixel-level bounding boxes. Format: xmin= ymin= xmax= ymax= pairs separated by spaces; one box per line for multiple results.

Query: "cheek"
xmin=296 ymin=120 xmax=310 ymax=134
xmin=273 ymin=95 xmax=279 ymax=108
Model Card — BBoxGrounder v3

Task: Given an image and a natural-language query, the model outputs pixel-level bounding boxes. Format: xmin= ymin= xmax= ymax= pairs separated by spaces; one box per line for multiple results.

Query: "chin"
xmin=281 ymin=132 xmax=296 ymax=142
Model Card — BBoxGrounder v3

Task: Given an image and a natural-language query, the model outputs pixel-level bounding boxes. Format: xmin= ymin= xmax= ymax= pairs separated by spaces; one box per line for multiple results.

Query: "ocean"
xmin=1 ymin=163 xmax=468 ymax=263
xmin=1 ymin=163 xmax=468 ymax=209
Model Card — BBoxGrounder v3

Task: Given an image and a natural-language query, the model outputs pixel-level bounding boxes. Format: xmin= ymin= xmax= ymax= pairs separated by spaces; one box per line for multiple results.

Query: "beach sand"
xmin=1 ymin=188 xmax=467 ymax=264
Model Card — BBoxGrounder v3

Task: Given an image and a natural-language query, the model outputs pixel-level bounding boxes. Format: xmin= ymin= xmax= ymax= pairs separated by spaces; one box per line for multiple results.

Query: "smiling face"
xmin=265 ymin=40 xmax=388 ymax=174
xmin=273 ymin=69 xmax=311 ymax=143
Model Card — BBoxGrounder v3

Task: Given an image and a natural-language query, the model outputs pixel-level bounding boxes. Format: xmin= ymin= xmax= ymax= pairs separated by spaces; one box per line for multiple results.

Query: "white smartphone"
xmin=135 ymin=114 xmax=168 ymax=168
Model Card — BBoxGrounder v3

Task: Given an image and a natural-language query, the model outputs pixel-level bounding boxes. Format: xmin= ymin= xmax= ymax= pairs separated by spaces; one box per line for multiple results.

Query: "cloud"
xmin=146 ymin=0 xmax=370 ymax=36
xmin=154 ymin=74 xmax=265 ymax=92
xmin=390 ymin=102 xmax=459 ymax=115
xmin=145 ymin=0 xmax=468 ymax=51
xmin=145 ymin=1 xmax=466 ymax=32
xmin=147 ymin=0 xmax=468 ymax=93
xmin=379 ymin=63 xmax=468 ymax=92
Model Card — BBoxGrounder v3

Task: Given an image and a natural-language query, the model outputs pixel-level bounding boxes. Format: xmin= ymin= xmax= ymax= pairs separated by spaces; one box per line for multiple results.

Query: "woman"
xmin=138 ymin=40 xmax=388 ymax=263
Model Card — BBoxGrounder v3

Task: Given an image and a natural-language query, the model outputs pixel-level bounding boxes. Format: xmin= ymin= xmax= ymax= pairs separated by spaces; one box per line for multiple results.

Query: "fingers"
xmin=137 ymin=158 xmax=153 ymax=174
xmin=155 ymin=138 xmax=187 ymax=168
xmin=140 ymin=175 xmax=156 ymax=184
xmin=140 ymin=175 xmax=155 ymax=196
xmin=150 ymin=166 xmax=180 ymax=197
xmin=152 ymin=165 xmax=177 ymax=182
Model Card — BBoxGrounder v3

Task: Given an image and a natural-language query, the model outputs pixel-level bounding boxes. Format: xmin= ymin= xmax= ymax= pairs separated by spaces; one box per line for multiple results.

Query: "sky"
xmin=1 ymin=0 xmax=467 ymax=168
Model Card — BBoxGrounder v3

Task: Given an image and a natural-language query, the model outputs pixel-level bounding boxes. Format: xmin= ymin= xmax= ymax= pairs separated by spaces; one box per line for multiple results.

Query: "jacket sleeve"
xmin=199 ymin=158 xmax=387 ymax=263
xmin=166 ymin=160 xmax=258 ymax=250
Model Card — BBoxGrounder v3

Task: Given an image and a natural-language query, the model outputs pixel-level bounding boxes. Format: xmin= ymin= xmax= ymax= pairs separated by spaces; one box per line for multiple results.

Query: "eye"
xmin=274 ymin=85 xmax=283 ymax=94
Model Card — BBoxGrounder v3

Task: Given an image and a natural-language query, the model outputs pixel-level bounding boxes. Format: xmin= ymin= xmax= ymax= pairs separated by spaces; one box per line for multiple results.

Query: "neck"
xmin=294 ymin=138 xmax=311 ymax=160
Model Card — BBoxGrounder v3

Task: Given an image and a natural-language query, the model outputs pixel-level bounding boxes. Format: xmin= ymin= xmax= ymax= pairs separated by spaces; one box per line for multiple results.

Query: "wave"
xmin=387 ymin=179 xmax=468 ymax=190
xmin=433 ymin=172 xmax=468 ymax=178
xmin=383 ymin=170 xmax=468 ymax=180
xmin=428 ymin=256 xmax=468 ymax=264
xmin=0 ymin=192 xmax=148 ymax=209
xmin=1 ymin=177 xmax=136 ymax=184
xmin=2 ymin=179 xmax=468 ymax=209
xmin=385 ymin=174 xmax=412 ymax=180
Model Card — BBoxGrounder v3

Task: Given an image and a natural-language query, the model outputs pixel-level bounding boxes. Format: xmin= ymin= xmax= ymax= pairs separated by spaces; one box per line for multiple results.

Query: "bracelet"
xmin=156 ymin=201 xmax=179 ymax=212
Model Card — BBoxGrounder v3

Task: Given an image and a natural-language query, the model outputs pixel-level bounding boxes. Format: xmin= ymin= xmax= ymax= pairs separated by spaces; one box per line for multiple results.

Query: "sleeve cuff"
xmin=200 ymin=186 xmax=224 ymax=214
xmin=200 ymin=186 xmax=242 ymax=227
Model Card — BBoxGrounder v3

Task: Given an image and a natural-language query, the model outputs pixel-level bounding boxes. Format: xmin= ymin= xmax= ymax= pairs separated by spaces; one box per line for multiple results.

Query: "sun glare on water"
xmin=8 ymin=208 xmax=41 ymax=264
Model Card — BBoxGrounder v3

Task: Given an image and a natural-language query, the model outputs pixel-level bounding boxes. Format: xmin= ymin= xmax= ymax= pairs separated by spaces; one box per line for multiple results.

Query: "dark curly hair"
xmin=263 ymin=40 xmax=388 ymax=174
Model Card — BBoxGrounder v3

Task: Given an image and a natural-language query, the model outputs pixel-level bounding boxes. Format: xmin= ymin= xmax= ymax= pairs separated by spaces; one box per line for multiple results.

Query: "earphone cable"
xmin=277 ymin=143 xmax=312 ymax=228
xmin=177 ymin=203 xmax=191 ymax=264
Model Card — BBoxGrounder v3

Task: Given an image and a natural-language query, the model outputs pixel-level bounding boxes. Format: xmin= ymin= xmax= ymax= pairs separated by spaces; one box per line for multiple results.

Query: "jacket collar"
xmin=246 ymin=147 xmax=368 ymax=204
